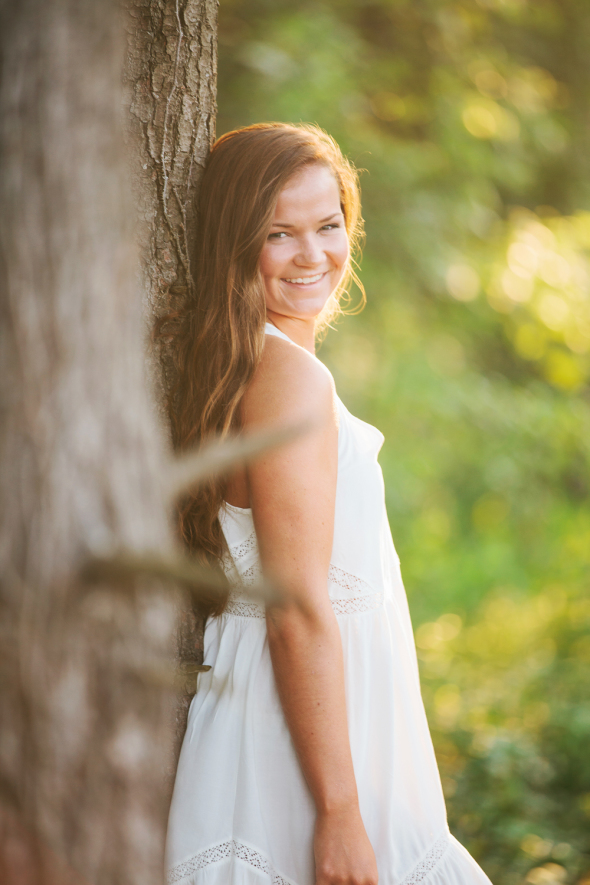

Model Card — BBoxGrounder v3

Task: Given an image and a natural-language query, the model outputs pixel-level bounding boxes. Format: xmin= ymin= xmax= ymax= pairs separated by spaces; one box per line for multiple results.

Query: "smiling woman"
xmin=164 ymin=123 xmax=493 ymax=885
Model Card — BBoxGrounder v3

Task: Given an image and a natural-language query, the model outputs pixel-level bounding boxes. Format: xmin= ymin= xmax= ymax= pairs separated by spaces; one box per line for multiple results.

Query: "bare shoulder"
xmin=242 ymin=334 xmax=337 ymax=429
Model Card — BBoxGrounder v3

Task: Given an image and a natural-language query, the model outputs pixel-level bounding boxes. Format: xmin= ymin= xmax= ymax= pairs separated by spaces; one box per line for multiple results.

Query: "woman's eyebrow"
xmin=271 ymin=212 xmax=343 ymax=228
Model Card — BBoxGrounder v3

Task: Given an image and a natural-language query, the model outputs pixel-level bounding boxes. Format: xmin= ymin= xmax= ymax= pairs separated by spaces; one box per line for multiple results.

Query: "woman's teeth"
xmin=283 ymin=273 xmax=324 ymax=285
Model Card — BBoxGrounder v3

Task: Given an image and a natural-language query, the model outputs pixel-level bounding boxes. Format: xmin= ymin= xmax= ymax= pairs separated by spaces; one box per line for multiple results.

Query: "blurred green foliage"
xmin=217 ymin=1 xmax=590 ymax=882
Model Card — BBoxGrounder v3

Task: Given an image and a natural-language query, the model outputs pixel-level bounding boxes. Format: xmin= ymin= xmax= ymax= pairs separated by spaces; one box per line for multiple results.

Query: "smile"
xmin=282 ymin=273 xmax=326 ymax=285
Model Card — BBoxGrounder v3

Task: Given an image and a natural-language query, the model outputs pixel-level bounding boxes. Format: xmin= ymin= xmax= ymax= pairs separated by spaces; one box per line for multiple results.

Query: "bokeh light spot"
xmin=525 ymin=864 xmax=567 ymax=885
xmin=446 ymin=263 xmax=480 ymax=301
xmin=521 ymin=835 xmax=553 ymax=859
xmin=543 ymin=349 xmax=583 ymax=390
xmin=537 ymin=293 xmax=569 ymax=331
xmin=507 ymin=242 xmax=539 ymax=278
xmin=434 ymin=683 xmax=462 ymax=729
xmin=463 ymin=104 xmax=497 ymax=139
xmin=539 ymin=253 xmax=571 ymax=287
xmin=501 ymin=269 xmax=533 ymax=302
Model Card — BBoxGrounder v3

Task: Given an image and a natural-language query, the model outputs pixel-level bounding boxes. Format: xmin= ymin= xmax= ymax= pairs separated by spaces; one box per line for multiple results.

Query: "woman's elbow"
xmin=266 ymin=595 xmax=334 ymax=646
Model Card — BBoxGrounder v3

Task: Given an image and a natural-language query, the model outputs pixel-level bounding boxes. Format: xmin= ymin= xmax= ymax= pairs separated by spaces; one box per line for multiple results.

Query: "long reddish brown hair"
xmin=162 ymin=122 xmax=364 ymax=617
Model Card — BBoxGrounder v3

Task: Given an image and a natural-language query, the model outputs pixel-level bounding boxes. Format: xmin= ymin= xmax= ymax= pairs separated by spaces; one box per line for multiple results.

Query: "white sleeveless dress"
xmin=166 ymin=323 xmax=492 ymax=885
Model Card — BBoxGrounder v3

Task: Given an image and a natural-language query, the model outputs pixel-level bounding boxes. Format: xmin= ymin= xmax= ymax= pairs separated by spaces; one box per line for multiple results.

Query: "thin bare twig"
xmin=80 ymin=550 xmax=280 ymax=604
xmin=167 ymin=421 xmax=314 ymax=499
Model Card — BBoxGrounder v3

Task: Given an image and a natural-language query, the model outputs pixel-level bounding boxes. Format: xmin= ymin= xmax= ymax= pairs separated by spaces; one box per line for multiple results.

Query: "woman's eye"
xmin=321 ymin=223 xmax=340 ymax=231
xmin=268 ymin=231 xmax=288 ymax=240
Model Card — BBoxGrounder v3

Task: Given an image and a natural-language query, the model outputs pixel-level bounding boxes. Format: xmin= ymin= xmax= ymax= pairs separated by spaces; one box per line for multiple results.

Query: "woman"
xmin=165 ymin=123 xmax=492 ymax=885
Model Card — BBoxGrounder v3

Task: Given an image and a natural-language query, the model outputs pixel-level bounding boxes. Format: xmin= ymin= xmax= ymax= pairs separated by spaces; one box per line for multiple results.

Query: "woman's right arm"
xmin=241 ymin=336 xmax=378 ymax=885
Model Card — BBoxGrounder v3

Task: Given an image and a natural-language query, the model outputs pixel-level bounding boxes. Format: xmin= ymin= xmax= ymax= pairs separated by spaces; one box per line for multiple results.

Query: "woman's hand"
xmin=314 ymin=804 xmax=379 ymax=885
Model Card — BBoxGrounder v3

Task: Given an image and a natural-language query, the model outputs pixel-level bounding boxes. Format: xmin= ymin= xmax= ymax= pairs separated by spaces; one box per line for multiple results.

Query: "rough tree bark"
xmin=0 ymin=0 xmax=196 ymax=882
xmin=124 ymin=0 xmax=218 ymax=744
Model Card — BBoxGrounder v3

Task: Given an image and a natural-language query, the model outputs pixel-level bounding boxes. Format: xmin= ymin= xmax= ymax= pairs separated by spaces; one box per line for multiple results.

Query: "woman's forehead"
xmin=272 ymin=166 xmax=342 ymax=223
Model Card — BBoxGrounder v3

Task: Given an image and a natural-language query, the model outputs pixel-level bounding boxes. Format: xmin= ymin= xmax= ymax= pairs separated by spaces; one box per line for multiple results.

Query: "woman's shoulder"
xmin=242 ymin=332 xmax=336 ymax=428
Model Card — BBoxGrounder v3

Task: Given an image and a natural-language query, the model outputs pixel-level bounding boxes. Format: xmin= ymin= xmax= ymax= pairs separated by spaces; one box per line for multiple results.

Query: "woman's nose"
xmin=294 ymin=234 xmax=323 ymax=266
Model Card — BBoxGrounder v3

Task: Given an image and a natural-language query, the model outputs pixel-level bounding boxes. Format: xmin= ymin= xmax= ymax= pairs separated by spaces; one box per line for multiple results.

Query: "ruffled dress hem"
xmin=167 ymin=830 xmax=490 ymax=885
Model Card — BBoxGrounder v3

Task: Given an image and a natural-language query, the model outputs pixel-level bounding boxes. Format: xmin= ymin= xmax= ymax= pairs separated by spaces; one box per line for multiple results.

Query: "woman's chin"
xmin=268 ymin=293 xmax=334 ymax=322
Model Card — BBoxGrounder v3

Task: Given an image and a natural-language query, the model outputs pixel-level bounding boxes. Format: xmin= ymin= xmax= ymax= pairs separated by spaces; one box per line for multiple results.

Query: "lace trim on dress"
xmin=167 ymin=832 xmax=450 ymax=885
xmin=220 ymin=532 xmax=259 ymax=585
xmin=240 ymin=563 xmax=260 ymax=586
xmin=166 ymin=839 xmax=294 ymax=885
xmin=224 ymin=589 xmax=384 ymax=619
xmin=229 ymin=531 xmax=258 ymax=562
xmin=331 ymin=593 xmax=383 ymax=615
xmin=223 ymin=533 xmax=384 ymax=617
xmin=224 ymin=593 xmax=265 ymax=618
xmin=328 ymin=564 xmax=373 ymax=598
xmin=399 ymin=832 xmax=451 ymax=885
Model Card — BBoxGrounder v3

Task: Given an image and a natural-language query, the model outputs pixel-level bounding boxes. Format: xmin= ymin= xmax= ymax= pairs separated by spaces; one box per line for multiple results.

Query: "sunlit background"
xmin=216 ymin=2 xmax=590 ymax=883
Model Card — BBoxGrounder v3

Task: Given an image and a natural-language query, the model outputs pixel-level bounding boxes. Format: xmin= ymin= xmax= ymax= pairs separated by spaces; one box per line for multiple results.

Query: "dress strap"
xmin=264 ymin=321 xmax=294 ymax=344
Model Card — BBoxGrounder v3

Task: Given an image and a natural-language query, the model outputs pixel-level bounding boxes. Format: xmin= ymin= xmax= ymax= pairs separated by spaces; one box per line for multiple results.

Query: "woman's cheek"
xmin=258 ymin=246 xmax=274 ymax=278
xmin=335 ymin=235 xmax=350 ymax=268
xmin=260 ymin=245 xmax=290 ymax=280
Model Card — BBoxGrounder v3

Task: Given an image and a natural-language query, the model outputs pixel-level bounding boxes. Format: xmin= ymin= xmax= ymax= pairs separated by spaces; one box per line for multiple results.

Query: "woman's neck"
xmin=265 ymin=311 xmax=316 ymax=354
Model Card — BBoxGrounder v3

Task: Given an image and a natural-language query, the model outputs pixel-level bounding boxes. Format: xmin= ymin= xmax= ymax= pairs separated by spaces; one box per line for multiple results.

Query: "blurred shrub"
xmin=419 ymin=585 xmax=590 ymax=884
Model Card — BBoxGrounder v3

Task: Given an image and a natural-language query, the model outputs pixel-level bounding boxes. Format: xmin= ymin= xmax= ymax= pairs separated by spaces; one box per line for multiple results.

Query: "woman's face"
xmin=259 ymin=164 xmax=349 ymax=322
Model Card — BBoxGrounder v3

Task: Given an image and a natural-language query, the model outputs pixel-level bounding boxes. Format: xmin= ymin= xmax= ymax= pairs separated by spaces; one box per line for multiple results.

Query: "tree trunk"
xmin=0 ymin=0 xmax=211 ymax=881
xmin=124 ymin=0 xmax=218 ymax=746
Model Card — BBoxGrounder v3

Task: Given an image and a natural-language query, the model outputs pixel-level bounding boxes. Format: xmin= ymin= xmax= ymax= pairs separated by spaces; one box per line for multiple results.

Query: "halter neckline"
xmin=264 ymin=321 xmax=294 ymax=344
